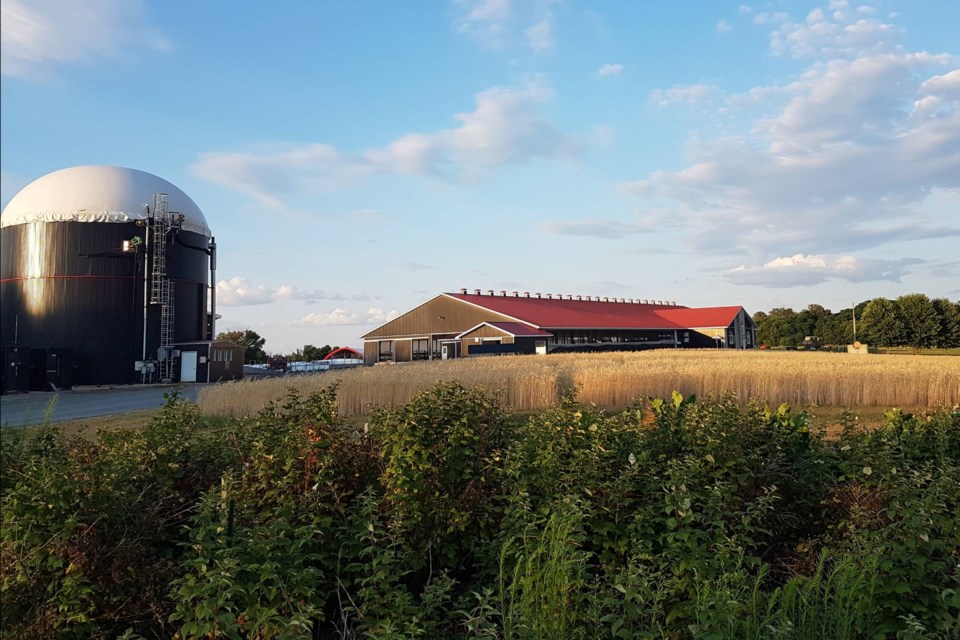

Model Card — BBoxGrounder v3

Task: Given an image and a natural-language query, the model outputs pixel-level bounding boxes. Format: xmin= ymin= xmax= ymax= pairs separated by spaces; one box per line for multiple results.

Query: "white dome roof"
xmin=1 ymin=165 xmax=211 ymax=237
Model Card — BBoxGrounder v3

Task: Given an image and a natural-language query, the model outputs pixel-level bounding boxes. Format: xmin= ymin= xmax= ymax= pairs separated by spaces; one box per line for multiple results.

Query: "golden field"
xmin=197 ymin=350 xmax=960 ymax=419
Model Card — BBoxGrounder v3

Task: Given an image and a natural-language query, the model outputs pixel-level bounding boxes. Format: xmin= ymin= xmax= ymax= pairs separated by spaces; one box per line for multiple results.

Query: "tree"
xmin=757 ymin=308 xmax=804 ymax=347
xmin=216 ymin=329 xmax=267 ymax=363
xmin=859 ymin=298 xmax=904 ymax=347
xmin=896 ymin=294 xmax=941 ymax=349
xmin=931 ymin=298 xmax=960 ymax=348
xmin=301 ymin=345 xmax=323 ymax=361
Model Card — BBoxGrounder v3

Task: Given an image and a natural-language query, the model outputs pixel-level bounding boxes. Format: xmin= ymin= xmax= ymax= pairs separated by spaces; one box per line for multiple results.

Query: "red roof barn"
xmin=361 ymin=290 xmax=756 ymax=363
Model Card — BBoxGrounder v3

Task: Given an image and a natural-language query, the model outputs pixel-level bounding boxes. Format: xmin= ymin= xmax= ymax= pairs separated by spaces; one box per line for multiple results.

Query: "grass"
xmin=198 ymin=350 xmax=960 ymax=419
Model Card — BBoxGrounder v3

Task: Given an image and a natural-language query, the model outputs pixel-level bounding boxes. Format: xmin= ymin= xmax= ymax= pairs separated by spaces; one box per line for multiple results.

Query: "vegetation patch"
xmin=2 ymin=385 xmax=958 ymax=639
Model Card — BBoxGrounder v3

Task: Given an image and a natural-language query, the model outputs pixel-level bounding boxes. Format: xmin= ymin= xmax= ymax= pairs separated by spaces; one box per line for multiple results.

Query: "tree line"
xmin=215 ymin=329 xmax=339 ymax=364
xmin=754 ymin=293 xmax=960 ymax=349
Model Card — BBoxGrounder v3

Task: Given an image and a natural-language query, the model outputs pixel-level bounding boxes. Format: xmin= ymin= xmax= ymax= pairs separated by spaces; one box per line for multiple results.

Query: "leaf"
xmin=862 ymin=466 xmax=872 ymax=476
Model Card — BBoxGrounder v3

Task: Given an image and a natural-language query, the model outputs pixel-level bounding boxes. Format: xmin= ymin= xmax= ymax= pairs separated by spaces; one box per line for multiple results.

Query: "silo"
xmin=0 ymin=166 xmax=216 ymax=390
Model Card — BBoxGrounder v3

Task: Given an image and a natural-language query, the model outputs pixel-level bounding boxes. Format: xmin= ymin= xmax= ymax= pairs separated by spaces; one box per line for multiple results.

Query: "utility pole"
xmin=852 ymin=302 xmax=857 ymax=343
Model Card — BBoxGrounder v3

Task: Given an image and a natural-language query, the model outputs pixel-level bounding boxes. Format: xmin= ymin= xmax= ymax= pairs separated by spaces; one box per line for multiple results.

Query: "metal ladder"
xmin=149 ymin=194 xmax=176 ymax=381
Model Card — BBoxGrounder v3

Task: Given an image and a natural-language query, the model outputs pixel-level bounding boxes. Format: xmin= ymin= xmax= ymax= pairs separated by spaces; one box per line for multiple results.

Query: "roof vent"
xmin=500 ymin=290 xmax=507 ymax=296
xmin=642 ymin=299 xmax=648 ymax=304
xmin=460 ymin=288 xmax=467 ymax=294
xmin=602 ymin=297 xmax=608 ymax=302
xmin=619 ymin=298 xmax=626 ymax=303
xmin=576 ymin=295 xmax=583 ymax=301
xmin=487 ymin=289 xmax=494 ymax=296
xmin=567 ymin=294 xmax=573 ymax=300
xmin=512 ymin=291 xmax=519 ymax=297
xmin=536 ymin=292 xmax=542 ymax=298
xmin=628 ymin=298 xmax=634 ymax=303
xmin=524 ymin=292 xmax=530 ymax=298
xmin=474 ymin=289 xmax=481 ymax=295
xmin=670 ymin=300 xmax=676 ymax=306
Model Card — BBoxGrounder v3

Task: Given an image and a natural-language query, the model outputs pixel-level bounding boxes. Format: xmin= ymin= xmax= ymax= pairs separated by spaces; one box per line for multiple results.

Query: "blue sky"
xmin=2 ymin=0 xmax=958 ymax=353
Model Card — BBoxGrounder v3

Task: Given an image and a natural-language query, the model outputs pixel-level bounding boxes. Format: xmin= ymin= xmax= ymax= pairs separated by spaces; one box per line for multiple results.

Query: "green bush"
xmin=3 ymin=383 xmax=958 ymax=639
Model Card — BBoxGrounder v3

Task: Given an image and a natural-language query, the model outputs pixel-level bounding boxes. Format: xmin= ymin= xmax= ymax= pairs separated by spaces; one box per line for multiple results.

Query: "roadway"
xmin=0 ymin=384 xmax=203 ymax=427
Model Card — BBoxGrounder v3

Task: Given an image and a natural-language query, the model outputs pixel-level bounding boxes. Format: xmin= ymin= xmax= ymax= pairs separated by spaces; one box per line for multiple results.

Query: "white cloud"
xmin=193 ymin=82 xmax=581 ymax=209
xmin=756 ymin=3 xmax=901 ymax=58
xmin=297 ymin=309 xmax=362 ymax=326
xmin=1 ymin=0 xmax=168 ymax=78
xmin=217 ymin=278 xmax=274 ymax=306
xmin=466 ymin=0 xmax=511 ymax=21
xmin=455 ymin=0 xmax=558 ymax=52
xmin=525 ymin=15 xmax=553 ymax=52
xmin=649 ymin=84 xmax=721 ymax=107
xmin=728 ymin=254 xmax=922 ymax=287
xmin=366 ymin=307 xmax=400 ymax=324
xmin=596 ymin=63 xmax=623 ymax=78
xmin=716 ymin=20 xmax=732 ymax=33
xmin=217 ymin=277 xmax=370 ymax=306
xmin=296 ymin=307 xmax=398 ymax=327
xmin=624 ymin=48 xmax=960 ymax=261
xmin=739 ymin=5 xmax=753 ymax=14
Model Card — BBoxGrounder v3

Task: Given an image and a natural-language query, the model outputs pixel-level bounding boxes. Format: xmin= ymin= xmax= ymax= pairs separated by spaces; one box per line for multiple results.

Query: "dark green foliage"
xmin=216 ymin=329 xmax=268 ymax=363
xmin=1 ymin=390 xmax=233 ymax=639
xmin=752 ymin=294 xmax=960 ymax=348
xmin=3 ymin=384 xmax=958 ymax=639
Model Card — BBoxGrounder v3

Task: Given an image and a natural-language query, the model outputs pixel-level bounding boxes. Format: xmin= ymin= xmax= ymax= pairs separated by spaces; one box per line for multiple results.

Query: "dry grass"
xmin=34 ymin=409 xmax=162 ymax=440
xmin=198 ymin=350 xmax=960 ymax=419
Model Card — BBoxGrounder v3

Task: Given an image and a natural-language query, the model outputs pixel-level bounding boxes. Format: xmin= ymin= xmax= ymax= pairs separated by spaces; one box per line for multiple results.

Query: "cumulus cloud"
xmin=727 ymin=254 xmax=922 ymax=287
xmin=296 ymin=307 xmax=399 ymax=326
xmin=193 ymin=82 xmax=581 ymax=209
xmin=649 ymin=84 xmax=721 ymax=107
xmin=596 ymin=63 xmax=623 ymax=78
xmin=621 ymin=8 xmax=960 ymax=264
xmin=456 ymin=0 xmax=558 ymax=52
xmin=755 ymin=2 xmax=901 ymax=58
xmin=1 ymin=0 xmax=168 ymax=78
xmin=716 ymin=20 xmax=732 ymax=33
xmin=217 ymin=277 xmax=370 ymax=306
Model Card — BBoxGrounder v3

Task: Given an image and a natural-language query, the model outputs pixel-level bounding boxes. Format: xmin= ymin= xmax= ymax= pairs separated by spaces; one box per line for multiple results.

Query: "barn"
xmin=362 ymin=289 xmax=757 ymax=363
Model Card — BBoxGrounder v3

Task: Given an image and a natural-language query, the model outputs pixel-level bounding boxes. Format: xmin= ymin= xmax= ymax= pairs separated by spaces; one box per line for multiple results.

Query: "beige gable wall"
xmin=362 ymin=295 xmax=517 ymax=340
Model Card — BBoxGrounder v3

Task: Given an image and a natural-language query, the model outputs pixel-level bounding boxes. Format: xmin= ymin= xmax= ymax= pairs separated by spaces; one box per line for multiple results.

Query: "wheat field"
xmin=197 ymin=350 xmax=960 ymax=419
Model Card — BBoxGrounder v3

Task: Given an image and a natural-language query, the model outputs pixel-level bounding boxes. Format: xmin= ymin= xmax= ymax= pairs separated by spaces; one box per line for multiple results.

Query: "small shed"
xmin=174 ymin=340 xmax=244 ymax=382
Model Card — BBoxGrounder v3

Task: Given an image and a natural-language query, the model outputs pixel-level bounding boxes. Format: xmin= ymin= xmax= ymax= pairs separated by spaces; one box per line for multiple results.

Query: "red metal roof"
xmin=323 ymin=346 xmax=363 ymax=360
xmin=656 ymin=306 xmax=745 ymax=329
xmin=446 ymin=293 xmax=743 ymax=330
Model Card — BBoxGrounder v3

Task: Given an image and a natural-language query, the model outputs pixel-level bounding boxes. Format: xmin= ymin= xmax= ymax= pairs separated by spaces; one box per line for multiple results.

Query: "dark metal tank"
xmin=0 ymin=166 xmax=213 ymax=388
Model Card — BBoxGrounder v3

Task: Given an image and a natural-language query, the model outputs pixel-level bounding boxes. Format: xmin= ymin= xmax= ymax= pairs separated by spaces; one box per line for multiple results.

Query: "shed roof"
xmin=456 ymin=321 xmax=553 ymax=339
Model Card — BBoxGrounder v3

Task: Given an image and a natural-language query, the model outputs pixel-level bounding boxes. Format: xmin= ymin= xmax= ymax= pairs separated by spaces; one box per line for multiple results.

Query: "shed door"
xmin=181 ymin=351 xmax=198 ymax=382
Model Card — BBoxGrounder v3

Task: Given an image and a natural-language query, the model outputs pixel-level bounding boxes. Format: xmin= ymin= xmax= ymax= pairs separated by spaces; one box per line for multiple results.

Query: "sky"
xmin=2 ymin=0 xmax=958 ymax=354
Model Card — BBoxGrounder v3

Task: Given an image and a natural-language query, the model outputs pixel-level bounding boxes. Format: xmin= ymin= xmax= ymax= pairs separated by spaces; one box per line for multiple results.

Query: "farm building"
xmin=0 ymin=166 xmax=226 ymax=391
xmin=362 ymin=289 xmax=757 ymax=363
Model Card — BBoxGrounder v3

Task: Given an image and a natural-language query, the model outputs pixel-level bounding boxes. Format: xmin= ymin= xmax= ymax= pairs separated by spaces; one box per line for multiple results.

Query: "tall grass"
xmin=198 ymin=350 xmax=960 ymax=418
